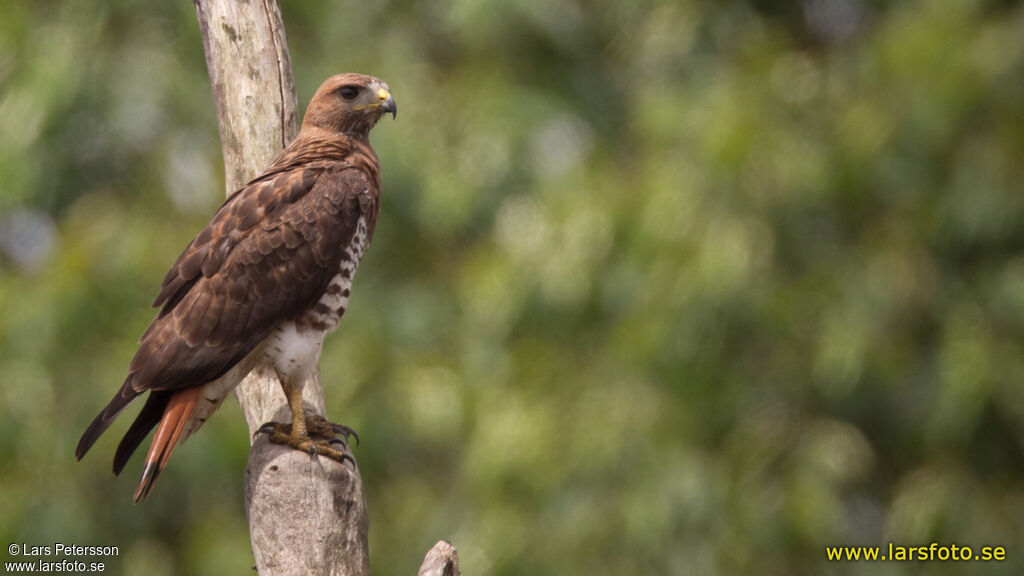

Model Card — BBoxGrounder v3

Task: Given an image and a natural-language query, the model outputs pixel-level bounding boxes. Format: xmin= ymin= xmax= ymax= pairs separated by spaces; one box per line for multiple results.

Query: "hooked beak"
xmin=376 ymin=87 xmax=397 ymax=119
xmin=379 ymin=96 xmax=397 ymax=119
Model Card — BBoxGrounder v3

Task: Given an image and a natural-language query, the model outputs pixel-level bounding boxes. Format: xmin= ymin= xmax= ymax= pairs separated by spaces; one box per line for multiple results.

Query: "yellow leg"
xmin=282 ymin=376 xmax=308 ymax=439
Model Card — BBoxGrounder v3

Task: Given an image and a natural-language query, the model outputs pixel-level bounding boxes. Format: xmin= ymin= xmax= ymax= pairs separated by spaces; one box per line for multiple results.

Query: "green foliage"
xmin=2 ymin=1 xmax=1024 ymax=574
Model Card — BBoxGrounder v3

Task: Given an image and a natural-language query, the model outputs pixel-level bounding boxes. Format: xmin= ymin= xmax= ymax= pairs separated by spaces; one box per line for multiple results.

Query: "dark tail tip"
xmin=76 ymin=376 xmax=139 ymax=461
xmin=133 ymin=461 xmax=162 ymax=503
xmin=76 ymin=413 xmax=112 ymax=461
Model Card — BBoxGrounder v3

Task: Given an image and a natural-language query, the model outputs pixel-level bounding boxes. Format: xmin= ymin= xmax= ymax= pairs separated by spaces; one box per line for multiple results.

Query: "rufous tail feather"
xmin=132 ymin=387 xmax=200 ymax=503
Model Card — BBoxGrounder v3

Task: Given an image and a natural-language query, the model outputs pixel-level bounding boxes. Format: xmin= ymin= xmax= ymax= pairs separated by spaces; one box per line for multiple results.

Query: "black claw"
xmin=328 ymin=437 xmax=347 ymax=447
xmin=254 ymin=422 xmax=277 ymax=439
xmin=332 ymin=424 xmax=359 ymax=446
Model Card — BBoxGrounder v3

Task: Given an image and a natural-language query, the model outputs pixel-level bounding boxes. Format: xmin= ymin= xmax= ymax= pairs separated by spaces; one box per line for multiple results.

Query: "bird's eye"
xmin=338 ymin=86 xmax=359 ymax=101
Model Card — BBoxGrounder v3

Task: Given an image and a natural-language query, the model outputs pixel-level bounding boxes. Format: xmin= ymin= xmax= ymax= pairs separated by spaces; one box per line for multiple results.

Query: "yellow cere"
xmin=377 ymin=88 xmax=390 ymax=101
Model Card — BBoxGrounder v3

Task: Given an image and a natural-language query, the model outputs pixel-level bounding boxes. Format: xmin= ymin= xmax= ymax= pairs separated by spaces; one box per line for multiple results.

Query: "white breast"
xmin=300 ymin=216 xmax=370 ymax=333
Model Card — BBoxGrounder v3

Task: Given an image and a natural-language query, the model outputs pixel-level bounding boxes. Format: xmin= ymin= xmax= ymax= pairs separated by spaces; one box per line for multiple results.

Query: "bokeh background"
xmin=2 ymin=0 xmax=1024 ymax=574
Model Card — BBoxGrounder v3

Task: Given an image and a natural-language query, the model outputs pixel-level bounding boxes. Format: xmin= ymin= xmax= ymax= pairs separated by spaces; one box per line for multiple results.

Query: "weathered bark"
xmin=193 ymin=1 xmax=369 ymax=575
xmin=193 ymin=2 xmax=459 ymax=574
xmin=417 ymin=541 xmax=461 ymax=576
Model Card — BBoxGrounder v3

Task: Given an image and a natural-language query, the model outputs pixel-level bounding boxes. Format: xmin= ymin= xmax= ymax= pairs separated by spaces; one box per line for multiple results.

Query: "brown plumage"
xmin=76 ymin=73 xmax=396 ymax=501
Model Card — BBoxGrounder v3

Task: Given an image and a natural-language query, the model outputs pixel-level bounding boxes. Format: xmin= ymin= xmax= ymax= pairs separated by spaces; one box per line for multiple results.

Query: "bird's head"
xmin=302 ymin=73 xmax=396 ymax=138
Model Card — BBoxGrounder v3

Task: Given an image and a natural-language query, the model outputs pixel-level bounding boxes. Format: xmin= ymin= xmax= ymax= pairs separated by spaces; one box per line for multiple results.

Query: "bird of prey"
xmin=76 ymin=73 xmax=396 ymax=502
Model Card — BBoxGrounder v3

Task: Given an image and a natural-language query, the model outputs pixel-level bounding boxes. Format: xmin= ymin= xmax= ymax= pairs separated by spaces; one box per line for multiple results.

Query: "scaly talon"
xmin=306 ymin=413 xmax=360 ymax=446
xmin=254 ymin=410 xmax=358 ymax=467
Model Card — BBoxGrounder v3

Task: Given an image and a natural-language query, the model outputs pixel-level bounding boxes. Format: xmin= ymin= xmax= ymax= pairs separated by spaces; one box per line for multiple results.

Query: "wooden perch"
xmin=192 ymin=1 xmax=368 ymax=574
xmin=192 ymin=1 xmax=458 ymax=574
xmin=417 ymin=541 xmax=461 ymax=576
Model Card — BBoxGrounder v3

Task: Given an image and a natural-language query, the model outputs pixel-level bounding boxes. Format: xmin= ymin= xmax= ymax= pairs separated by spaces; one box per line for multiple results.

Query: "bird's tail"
xmin=132 ymin=387 xmax=200 ymax=503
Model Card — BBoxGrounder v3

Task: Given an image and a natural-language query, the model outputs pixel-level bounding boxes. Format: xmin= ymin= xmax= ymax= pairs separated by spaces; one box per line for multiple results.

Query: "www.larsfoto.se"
xmin=827 ymin=543 xmax=1006 ymax=561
